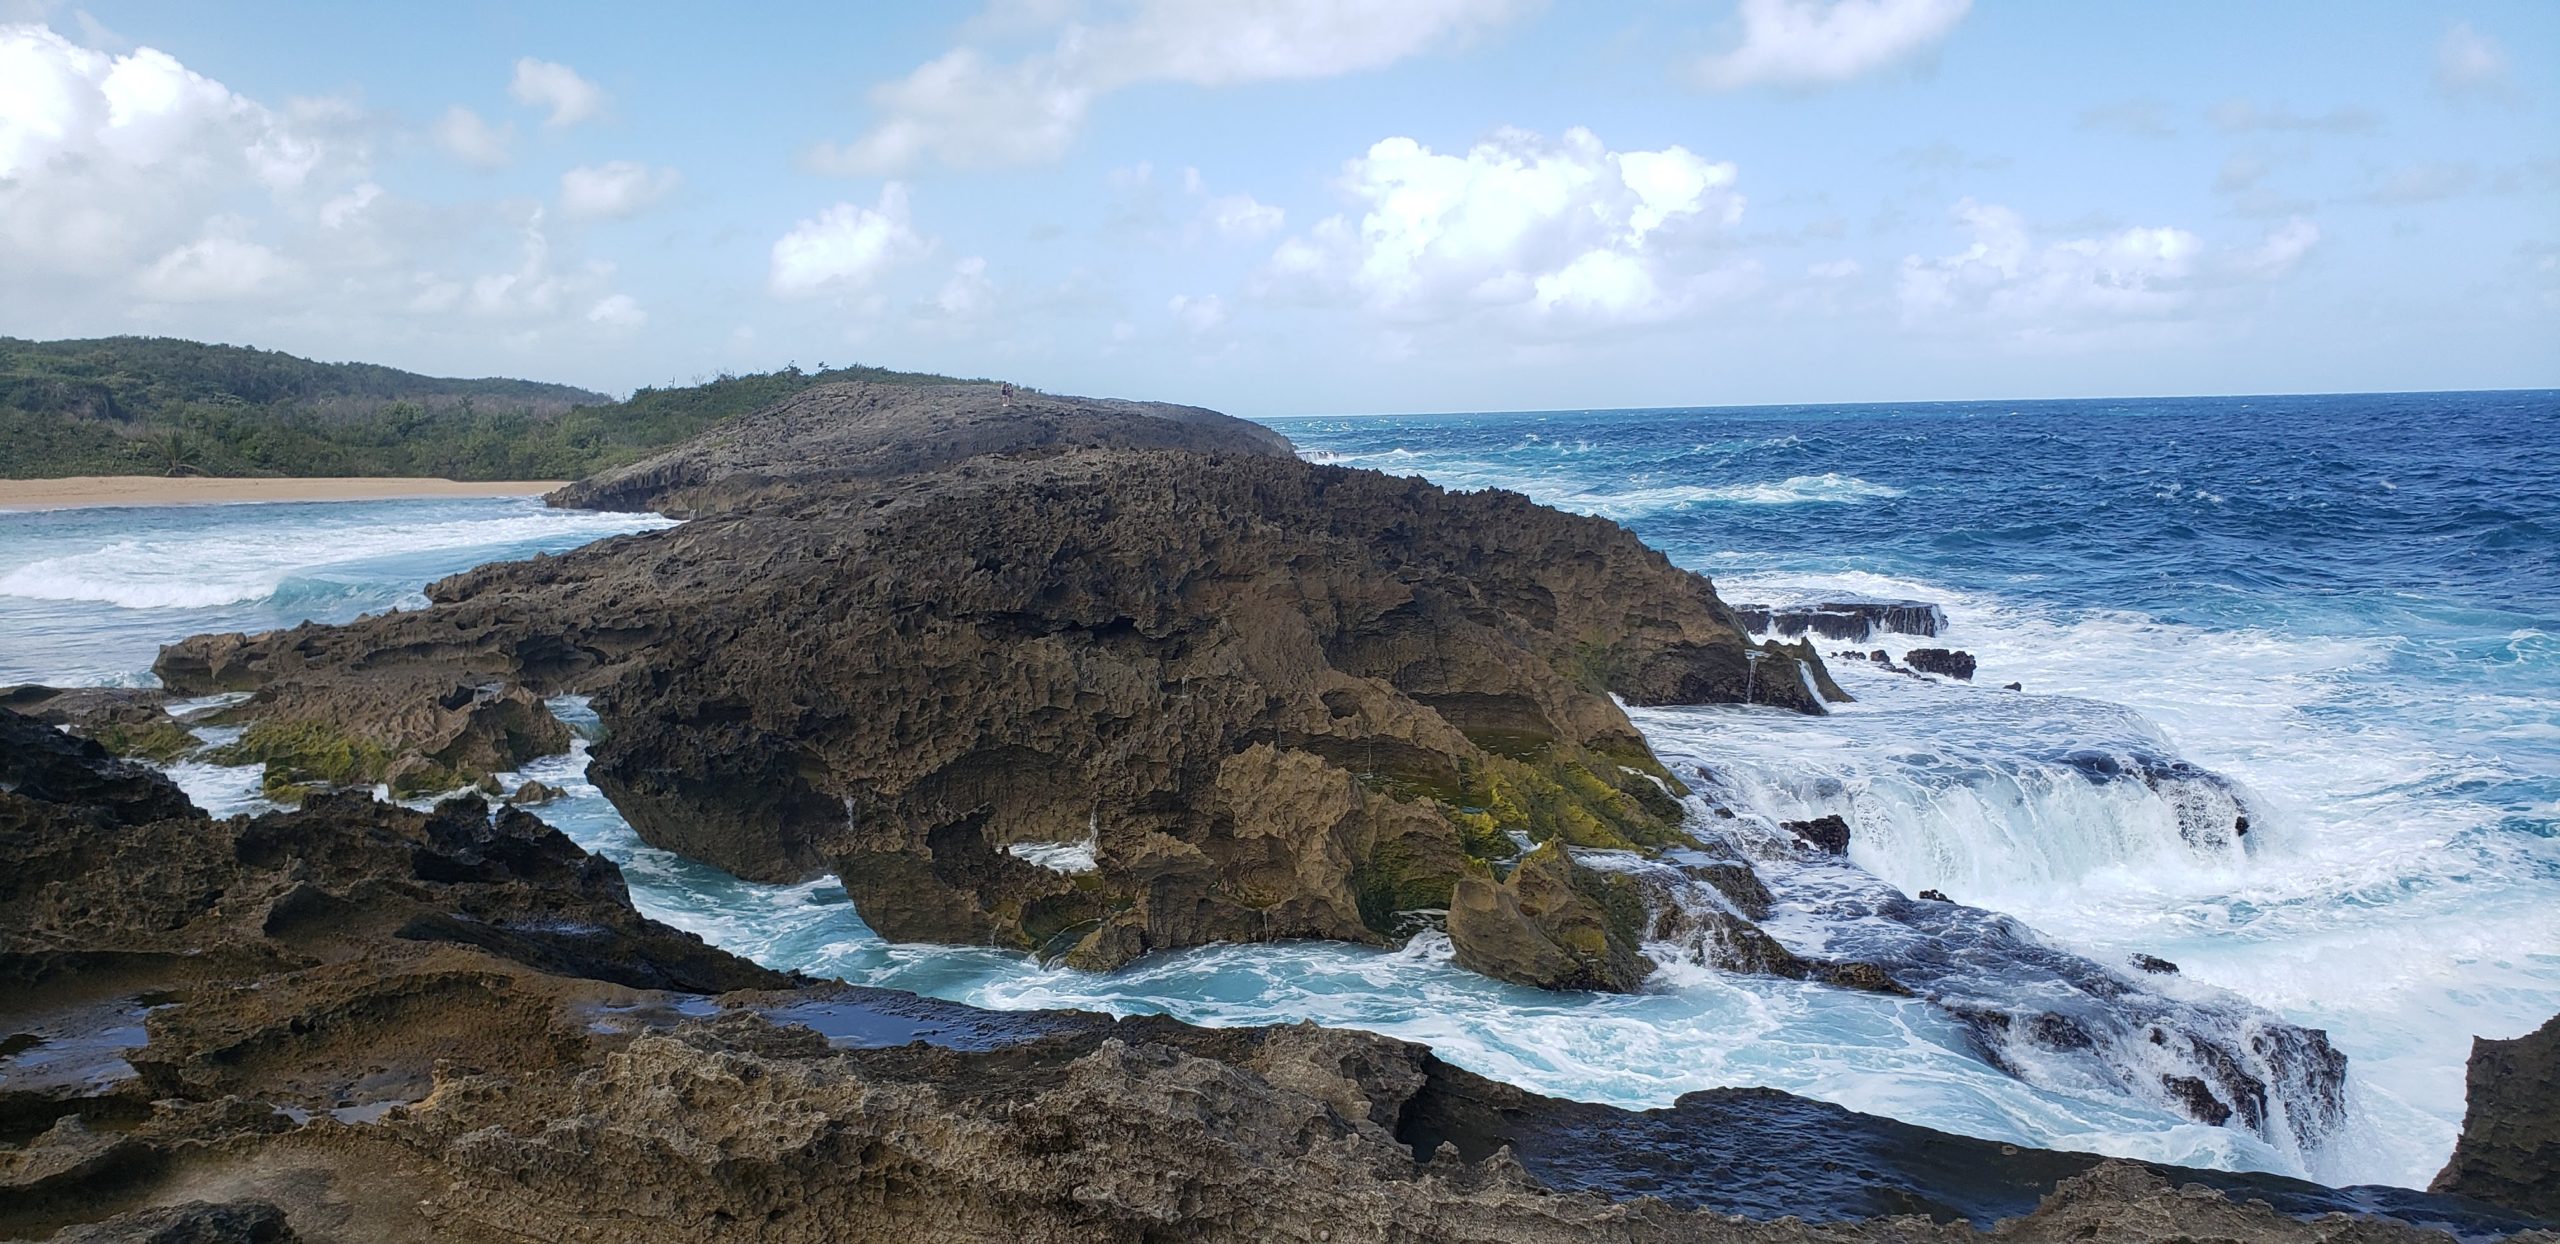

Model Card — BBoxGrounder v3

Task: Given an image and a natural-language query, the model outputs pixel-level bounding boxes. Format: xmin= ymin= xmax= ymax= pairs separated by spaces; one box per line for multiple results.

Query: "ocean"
xmin=2 ymin=389 xmax=2552 ymax=1190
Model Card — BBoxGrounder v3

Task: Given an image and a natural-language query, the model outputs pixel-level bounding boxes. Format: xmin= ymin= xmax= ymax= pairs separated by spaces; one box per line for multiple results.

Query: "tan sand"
xmin=0 ymin=476 xmax=568 ymax=512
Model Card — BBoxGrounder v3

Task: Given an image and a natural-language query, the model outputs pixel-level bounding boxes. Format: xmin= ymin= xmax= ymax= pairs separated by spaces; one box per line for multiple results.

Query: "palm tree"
xmin=147 ymin=428 xmax=205 ymax=477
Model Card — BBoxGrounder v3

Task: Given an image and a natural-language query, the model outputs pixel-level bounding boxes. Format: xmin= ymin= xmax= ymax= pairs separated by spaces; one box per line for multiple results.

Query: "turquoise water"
xmin=3 ymin=390 xmax=2553 ymax=1189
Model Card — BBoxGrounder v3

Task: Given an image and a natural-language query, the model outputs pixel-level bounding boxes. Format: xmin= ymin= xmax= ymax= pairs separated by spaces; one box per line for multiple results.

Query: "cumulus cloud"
xmin=509 ymin=57 xmax=606 ymax=127
xmin=1262 ymin=127 xmax=1744 ymax=331
xmin=1896 ymin=202 xmax=2324 ymax=345
xmin=432 ymin=105 xmax=513 ymax=167
xmin=1205 ymin=192 xmax=1286 ymax=240
xmin=586 ymin=292 xmax=646 ymax=328
xmin=770 ymin=185 xmax=931 ymax=297
xmin=0 ymin=23 xmax=350 ymax=286
xmin=559 ymin=161 xmax=681 ymax=219
xmin=1167 ymin=292 xmax=1228 ymax=334
xmin=2235 ymin=217 xmax=2319 ymax=279
xmin=138 ymin=233 xmax=295 ymax=302
xmin=811 ymin=0 xmax=1530 ymax=172
xmin=934 ymin=256 xmax=997 ymax=320
xmin=1697 ymin=0 xmax=1971 ymax=91
xmin=1807 ymin=257 xmax=1861 ymax=280
xmin=2433 ymin=22 xmax=2514 ymax=102
xmin=0 ymin=23 xmax=642 ymax=358
xmin=1897 ymin=199 xmax=2202 ymax=335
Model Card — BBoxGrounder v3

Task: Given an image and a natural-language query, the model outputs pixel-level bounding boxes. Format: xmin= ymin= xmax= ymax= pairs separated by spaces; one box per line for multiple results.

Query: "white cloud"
xmin=2433 ymin=22 xmax=2514 ymax=102
xmin=1697 ymin=0 xmax=1970 ymax=91
xmin=2235 ymin=217 xmax=2319 ymax=279
xmin=1807 ymin=257 xmax=1861 ymax=279
xmin=770 ymin=184 xmax=931 ymax=297
xmin=138 ymin=233 xmax=294 ymax=301
xmin=1897 ymin=199 xmax=2201 ymax=336
xmin=1168 ymin=291 xmax=1227 ymax=333
xmin=812 ymin=0 xmax=1530 ymax=172
xmin=559 ymin=161 xmax=680 ymax=219
xmin=935 ymin=256 xmax=996 ymax=319
xmin=432 ymin=105 xmax=513 ymax=167
xmin=1262 ymin=126 xmax=1744 ymax=331
xmin=0 ymin=24 xmax=358 ymax=283
xmin=509 ymin=57 xmax=606 ymax=127
xmin=1206 ymin=192 xmax=1286 ymax=240
xmin=586 ymin=293 xmax=646 ymax=328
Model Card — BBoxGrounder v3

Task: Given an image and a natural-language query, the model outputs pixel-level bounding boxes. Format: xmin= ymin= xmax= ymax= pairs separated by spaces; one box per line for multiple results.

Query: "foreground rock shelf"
xmin=4 ymin=710 xmax=2550 ymax=1241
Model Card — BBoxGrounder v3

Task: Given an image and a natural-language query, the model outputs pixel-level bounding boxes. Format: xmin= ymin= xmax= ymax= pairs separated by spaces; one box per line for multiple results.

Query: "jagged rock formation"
xmin=2434 ymin=1012 xmax=2560 ymax=1219
xmin=3 ymin=716 xmax=2540 ymax=1243
xmin=155 ymin=384 xmax=1839 ymax=985
xmin=544 ymin=381 xmax=1298 ymax=515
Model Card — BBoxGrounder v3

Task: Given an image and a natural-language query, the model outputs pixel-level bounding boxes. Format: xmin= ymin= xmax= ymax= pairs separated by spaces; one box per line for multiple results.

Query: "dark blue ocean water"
xmin=2 ymin=390 xmax=2552 ymax=1189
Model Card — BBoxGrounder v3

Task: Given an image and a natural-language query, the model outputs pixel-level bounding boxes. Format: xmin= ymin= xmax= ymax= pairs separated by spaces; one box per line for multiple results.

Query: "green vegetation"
xmin=0 ymin=336 xmax=989 ymax=480
xmin=213 ymin=719 xmax=395 ymax=803
xmin=83 ymin=718 xmax=203 ymax=764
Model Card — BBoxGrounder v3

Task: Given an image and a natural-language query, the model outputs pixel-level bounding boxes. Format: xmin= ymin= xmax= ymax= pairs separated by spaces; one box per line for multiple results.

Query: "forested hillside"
xmin=0 ymin=336 xmax=986 ymax=479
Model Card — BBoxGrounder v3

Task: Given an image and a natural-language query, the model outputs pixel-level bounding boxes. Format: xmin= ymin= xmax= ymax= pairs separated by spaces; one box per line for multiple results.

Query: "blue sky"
xmin=2 ymin=1 xmax=2553 ymax=414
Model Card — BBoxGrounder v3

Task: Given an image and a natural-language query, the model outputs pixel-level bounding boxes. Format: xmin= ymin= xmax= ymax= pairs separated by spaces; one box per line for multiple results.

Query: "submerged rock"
xmin=2433 ymin=1011 xmax=2560 ymax=1219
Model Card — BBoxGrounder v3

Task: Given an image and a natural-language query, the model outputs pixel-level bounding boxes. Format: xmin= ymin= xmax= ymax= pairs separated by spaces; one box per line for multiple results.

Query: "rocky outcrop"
xmin=544 ymin=381 xmax=1296 ymax=516
xmin=1730 ymin=598 xmax=1946 ymax=641
xmin=0 ymin=687 xmax=196 ymax=763
xmin=2434 ymin=1012 xmax=2560 ymax=1220
xmin=1446 ymin=844 xmax=1653 ymax=992
xmin=3 ymin=720 xmax=2537 ymax=1243
xmin=155 ymin=386 xmax=1840 ymax=984
xmin=1905 ymin=648 xmax=1978 ymax=681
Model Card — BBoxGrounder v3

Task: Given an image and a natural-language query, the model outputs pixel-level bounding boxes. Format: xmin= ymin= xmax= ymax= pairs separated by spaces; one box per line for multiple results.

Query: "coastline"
xmin=0 ymin=475 xmax=567 ymax=512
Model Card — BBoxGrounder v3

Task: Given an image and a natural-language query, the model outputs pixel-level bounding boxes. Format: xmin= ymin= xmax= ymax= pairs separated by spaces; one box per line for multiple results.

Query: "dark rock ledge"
xmin=4 ymin=708 xmax=2549 ymax=1242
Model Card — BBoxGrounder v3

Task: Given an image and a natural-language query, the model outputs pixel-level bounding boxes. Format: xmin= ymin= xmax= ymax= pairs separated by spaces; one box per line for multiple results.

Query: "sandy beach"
xmin=0 ymin=476 xmax=568 ymax=512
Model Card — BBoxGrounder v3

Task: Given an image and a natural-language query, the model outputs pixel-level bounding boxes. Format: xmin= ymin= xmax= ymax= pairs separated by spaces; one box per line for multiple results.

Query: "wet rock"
xmin=1447 ymin=844 xmax=1654 ymax=993
xmin=1905 ymin=648 xmax=1978 ymax=680
xmin=2003 ymin=681 xmax=2023 ymax=691
xmin=2163 ymin=1075 xmax=2234 ymax=1127
xmin=2433 ymin=1011 xmax=2560 ymax=1220
xmin=509 ymin=779 xmax=565 ymax=806
xmin=2132 ymin=953 xmax=2180 ymax=975
xmin=1919 ymin=889 xmax=1951 ymax=902
xmin=1782 ymin=814 xmax=1853 ymax=854
xmin=1730 ymin=598 xmax=1947 ymax=642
